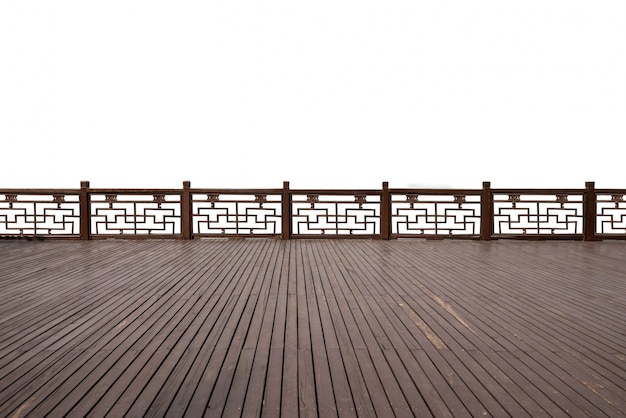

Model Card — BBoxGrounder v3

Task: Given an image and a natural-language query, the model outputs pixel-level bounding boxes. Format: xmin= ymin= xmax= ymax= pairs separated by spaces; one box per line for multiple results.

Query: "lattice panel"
xmin=0 ymin=194 xmax=81 ymax=236
xmin=493 ymin=194 xmax=583 ymax=235
xmin=90 ymin=194 xmax=181 ymax=236
xmin=292 ymin=194 xmax=380 ymax=236
xmin=596 ymin=194 xmax=626 ymax=235
xmin=391 ymin=194 xmax=480 ymax=236
xmin=193 ymin=194 xmax=281 ymax=236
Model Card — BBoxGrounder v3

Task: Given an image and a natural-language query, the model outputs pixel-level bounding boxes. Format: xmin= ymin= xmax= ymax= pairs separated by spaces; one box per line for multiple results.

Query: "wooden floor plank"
xmin=313 ymin=242 xmax=382 ymax=418
xmin=0 ymin=242 xmax=170 ymax=363
xmin=380 ymin=240 xmax=624 ymax=416
xmin=261 ymin=243 xmax=291 ymax=418
xmin=326 ymin=241 xmax=429 ymax=417
xmin=182 ymin=240 xmax=272 ymax=417
xmin=394 ymin=238 xmax=624 ymax=414
xmin=229 ymin=242 xmax=283 ymax=418
xmin=309 ymin=241 xmax=358 ymax=418
xmin=336 ymin=242 xmax=465 ymax=417
xmin=1 ymin=239 xmax=625 ymax=417
xmin=64 ymin=240 xmax=255 ymax=414
xmin=218 ymin=241 xmax=280 ymax=417
xmin=0 ymin=241 xmax=205 ymax=415
xmin=342 ymin=245 xmax=496 ymax=416
xmin=62 ymin=241 xmax=245 ymax=416
xmin=301 ymin=242 xmax=337 ymax=418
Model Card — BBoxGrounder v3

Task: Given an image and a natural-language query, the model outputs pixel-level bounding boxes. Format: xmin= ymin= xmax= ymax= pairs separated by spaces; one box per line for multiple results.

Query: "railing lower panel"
xmin=493 ymin=193 xmax=583 ymax=237
xmin=391 ymin=192 xmax=481 ymax=238
xmin=596 ymin=193 xmax=626 ymax=238
xmin=291 ymin=193 xmax=380 ymax=237
xmin=0 ymin=193 xmax=80 ymax=237
xmin=192 ymin=192 xmax=282 ymax=237
xmin=90 ymin=193 xmax=181 ymax=236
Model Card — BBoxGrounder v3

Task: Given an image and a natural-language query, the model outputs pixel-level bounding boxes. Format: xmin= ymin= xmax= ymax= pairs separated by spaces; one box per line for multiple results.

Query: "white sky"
xmin=1 ymin=1 xmax=625 ymax=190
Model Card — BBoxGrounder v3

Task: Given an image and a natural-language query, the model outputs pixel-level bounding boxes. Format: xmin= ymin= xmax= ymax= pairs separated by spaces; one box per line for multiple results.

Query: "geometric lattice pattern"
xmin=90 ymin=194 xmax=181 ymax=236
xmin=391 ymin=193 xmax=481 ymax=237
xmin=493 ymin=193 xmax=583 ymax=235
xmin=3 ymin=185 xmax=625 ymax=240
xmin=192 ymin=193 xmax=282 ymax=236
xmin=0 ymin=193 xmax=81 ymax=236
xmin=292 ymin=194 xmax=380 ymax=236
xmin=596 ymin=193 xmax=626 ymax=235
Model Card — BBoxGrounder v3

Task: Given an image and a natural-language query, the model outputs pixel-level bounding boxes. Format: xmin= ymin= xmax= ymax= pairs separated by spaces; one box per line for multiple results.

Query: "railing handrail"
xmin=0 ymin=188 xmax=81 ymax=195
xmin=491 ymin=188 xmax=586 ymax=194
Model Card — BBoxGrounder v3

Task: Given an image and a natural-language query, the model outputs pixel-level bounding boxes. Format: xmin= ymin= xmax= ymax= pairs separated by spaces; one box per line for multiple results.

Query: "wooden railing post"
xmin=480 ymin=181 xmax=493 ymax=240
xmin=380 ymin=181 xmax=391 ymax=240
xmin=584 ymin=181 xmax=597 ymax=241
xmin=282 ymin=181 xmax=292 ymax=240
xmin=80 ymin=181 xmax=91 ymax=240
xmin=182 ymin=181 xmax=192 ymax=240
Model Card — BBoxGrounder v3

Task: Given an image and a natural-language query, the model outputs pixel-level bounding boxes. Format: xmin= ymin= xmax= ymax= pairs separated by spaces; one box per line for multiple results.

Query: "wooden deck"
xmin=0 ymin=239 xmax=624 ymax=417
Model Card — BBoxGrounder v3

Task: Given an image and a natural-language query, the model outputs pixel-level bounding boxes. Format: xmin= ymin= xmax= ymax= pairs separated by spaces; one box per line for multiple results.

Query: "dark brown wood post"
xmin=380 ymin=181 xmax=391 ymax=240
xmin=282 ymin=181 xmax=291 ymax=240
xmin=80 ymin=181 xmax=91 ymax=240
xmin=584 ymin=181 xmax=597 ymax=241
xmin=182 ymin=181 xmax=192 ymax=240
xmin=480 ymin=181 xmax=493 ymax=240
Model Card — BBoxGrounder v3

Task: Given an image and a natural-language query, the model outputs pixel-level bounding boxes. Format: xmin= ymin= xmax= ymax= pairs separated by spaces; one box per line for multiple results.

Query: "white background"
xmin=1 ymin=1 xmax=625 ymax=190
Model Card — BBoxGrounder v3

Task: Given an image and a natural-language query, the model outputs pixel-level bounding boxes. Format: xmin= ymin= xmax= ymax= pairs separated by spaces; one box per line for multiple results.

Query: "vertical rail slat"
xmin=380 ymin=181 xmax=391 ymax=240
xmin=80 ymin=181 xmax=91 ymax=240
xmin=282 ymin=181 xmax=291 ymax=240
xmin=481 ymin=181 xmax=493 ymax=240
xmin=181 ymin=181 xmax=192 ymax=239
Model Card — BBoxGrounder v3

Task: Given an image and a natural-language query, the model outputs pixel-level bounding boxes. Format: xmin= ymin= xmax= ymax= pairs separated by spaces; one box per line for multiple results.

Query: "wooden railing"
xmin=1 ymin=181 xmax=625 ymax=240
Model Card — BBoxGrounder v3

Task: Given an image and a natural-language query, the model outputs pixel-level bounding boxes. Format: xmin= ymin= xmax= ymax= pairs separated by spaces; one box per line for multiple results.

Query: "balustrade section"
xmin=390 ymin=191 xmax=481 ymax=237
xmin=2 ymin=182 xmax=625 ymax=240
xmin=0 ymin=192 xmax=80 ymax=237
xmin=493 ymin=191 xmax=583 ymax=237
xmin=90 ymin=192 xmax=181 ymax=237
xmin=191 ymin=191 xmax=282 ymax=237
xmin=596 ymin=192 xmax=626 ymax=237
xmin=291 ymin=192 xmax=380 ymax=237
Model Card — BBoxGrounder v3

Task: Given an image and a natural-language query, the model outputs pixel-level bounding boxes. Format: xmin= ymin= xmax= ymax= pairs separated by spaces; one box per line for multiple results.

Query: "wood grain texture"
xmin=0 ymin=240 xmax=624 ymax=417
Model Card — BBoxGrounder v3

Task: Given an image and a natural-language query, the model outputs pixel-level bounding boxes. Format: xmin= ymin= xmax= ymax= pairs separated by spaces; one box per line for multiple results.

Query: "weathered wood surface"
xmin=0 ymin=239 xmax=624 ymax=417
